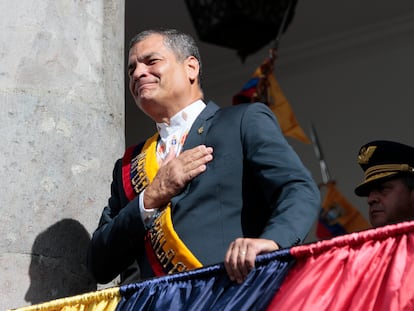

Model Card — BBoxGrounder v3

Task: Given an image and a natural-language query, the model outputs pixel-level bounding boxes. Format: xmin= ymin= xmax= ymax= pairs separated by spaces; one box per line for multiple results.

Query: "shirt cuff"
xmin=139 ymin=190 xmax=156 ymax=228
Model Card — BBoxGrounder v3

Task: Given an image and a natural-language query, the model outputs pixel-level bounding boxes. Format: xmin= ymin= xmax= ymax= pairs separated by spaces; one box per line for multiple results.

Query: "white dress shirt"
xmin=139 ymin=100 xmax=206 ymax=225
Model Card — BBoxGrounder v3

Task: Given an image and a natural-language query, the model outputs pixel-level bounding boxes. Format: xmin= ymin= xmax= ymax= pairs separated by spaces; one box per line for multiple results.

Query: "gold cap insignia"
xmin=358 ymin=146 xmax=377 ymax=164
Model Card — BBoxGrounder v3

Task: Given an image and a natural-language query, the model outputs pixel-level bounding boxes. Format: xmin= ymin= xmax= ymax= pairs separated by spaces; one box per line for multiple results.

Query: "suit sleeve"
xmin=241 ymin=103 xmax=320 ymax=248
xmin=87 ymin=158 xmax=147 ymax=284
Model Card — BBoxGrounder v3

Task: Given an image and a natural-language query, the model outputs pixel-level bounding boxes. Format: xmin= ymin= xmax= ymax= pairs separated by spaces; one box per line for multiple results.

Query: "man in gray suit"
xmin=87 ymin=29 xmax=320 ymax=285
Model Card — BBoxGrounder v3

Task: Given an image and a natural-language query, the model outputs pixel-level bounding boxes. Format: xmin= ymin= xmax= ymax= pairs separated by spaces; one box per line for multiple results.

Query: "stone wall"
xmin=0 ymin=0 xmax=124 ymax=309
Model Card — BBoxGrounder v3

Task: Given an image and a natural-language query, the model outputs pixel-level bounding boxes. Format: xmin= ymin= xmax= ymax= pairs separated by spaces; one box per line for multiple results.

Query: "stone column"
xmin=0 ymin=0 xmax=124 ymax=309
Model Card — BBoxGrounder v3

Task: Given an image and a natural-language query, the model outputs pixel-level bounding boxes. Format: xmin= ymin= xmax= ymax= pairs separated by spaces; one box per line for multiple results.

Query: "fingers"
xmin=178 ymin=145 xmax=213 ymax=182
xmin=224 ymin=238 xmax=279 ymax=284
xmin=144 ymin=145 xmax=213 ymax=209
xmin=224 ymin=239 xmax=255 ymax=284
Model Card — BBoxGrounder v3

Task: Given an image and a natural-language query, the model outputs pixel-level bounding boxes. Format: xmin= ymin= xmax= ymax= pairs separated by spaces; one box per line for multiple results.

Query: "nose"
xmin=367 ymin=190 xmax=379 ymax=206
xmin=129 ymin=62 xmax=146 ymax=82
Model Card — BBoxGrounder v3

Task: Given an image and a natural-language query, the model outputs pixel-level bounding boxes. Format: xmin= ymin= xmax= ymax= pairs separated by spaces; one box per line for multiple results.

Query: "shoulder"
xmin=221 ymin=102 xmax=272 ymax=114
xmin=123 ymin=142 xmax=145 ymax=160
xmin=219 ymin=102 xmax=276 ymax=122
xmin=202 ymin=101 xmax=278 ymax=130
xmin=115 ymin=142 xmax=145 ymax=178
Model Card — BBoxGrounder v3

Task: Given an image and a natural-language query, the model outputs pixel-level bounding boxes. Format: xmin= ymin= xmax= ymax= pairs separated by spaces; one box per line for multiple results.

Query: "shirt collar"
xmin=156 ymin=100 xmax=206 ymax=139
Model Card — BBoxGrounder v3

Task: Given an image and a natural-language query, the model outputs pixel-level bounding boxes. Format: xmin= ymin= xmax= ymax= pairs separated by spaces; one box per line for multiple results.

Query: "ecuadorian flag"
xmin=12 ymin=221 xmax=414 ymax=311
xmin=233 ymin=49 xmax=310 ymax=144
xmin=316 ymin=181 xmax=371 ymax=240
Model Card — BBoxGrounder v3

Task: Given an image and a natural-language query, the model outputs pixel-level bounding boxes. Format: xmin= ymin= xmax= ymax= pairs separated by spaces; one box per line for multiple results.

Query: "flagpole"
xmin=273 ymin=0 xmax=294 ymax=50
xmin=265 ymin=0 xmax=294 ymax=80
xmin=309 ymin=122 xmax=332 ymax=186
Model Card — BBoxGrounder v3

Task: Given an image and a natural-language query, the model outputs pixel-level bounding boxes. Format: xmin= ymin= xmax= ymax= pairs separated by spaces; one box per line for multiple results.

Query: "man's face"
xmin=367 ymin=178 xmax=414 ymax=227
xmin=127 ymin=34 xmax=196 ymax=122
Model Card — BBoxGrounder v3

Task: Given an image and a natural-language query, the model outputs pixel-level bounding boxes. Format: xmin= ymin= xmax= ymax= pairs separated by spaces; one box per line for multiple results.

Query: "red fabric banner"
xmin=267 ymin=221 xmax=414 ymax=310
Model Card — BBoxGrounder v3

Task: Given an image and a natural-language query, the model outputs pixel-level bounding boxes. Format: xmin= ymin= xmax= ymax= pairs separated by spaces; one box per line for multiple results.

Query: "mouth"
xmin=369 ymin=208 xmax=384 ymax=217
xmin=133 ymin=81 xmax=157 ymax=98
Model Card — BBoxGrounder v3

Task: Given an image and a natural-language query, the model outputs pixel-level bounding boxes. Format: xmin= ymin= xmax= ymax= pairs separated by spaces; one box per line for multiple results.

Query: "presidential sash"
xmin=122 ymin=133 xmax=202 ymax=276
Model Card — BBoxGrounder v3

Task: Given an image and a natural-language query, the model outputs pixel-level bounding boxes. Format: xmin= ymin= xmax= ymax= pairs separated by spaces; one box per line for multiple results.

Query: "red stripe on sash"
xmin=144 ymin=231 xmax=166 ymax=277
xmin=122 ymin=144 xmax=138 ymax=202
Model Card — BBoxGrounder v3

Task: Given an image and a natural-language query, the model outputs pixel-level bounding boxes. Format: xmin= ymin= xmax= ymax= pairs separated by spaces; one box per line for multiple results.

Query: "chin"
xmin=137 ymin=98 xmax=155 ymax=110
xmin=370 ymin=217 xmax=387 ymax=228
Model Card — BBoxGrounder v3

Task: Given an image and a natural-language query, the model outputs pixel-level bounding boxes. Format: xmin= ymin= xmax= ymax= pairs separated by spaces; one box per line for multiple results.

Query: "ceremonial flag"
xmin=267 ymin=221 xmax=414 ymax=310
xmin=11 ymin=221 xmax=414 ymax=311
xmin=14 ymin=221 xmax=414 ymax=311
xmin=316 ymin=181 xmax=371 ymax=240
xmin=233 ymin=49 xmax=310 ymax=144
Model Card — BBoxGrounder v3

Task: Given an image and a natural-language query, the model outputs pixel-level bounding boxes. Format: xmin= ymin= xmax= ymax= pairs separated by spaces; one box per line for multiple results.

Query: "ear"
xmin=410 ymin=187 xmax=414 ymax=202
xmin=406 ymin=189 xmax=414 ymax=222
xmin=185 ymin=56 xmax=200 ymax=83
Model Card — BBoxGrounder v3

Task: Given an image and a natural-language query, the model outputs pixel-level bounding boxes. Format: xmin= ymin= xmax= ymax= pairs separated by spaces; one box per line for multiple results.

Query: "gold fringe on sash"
xmin=149 ymin=204 xmax=202 ymax=274
xmin=137 ymin=133 xmax=203 ymax=274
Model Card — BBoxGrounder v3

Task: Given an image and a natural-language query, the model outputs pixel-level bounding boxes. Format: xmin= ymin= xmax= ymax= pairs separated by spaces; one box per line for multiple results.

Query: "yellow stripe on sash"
xmin=150 ymin=204 xmax=202 ymax=274
xmin=140 ymin=133 xmax=203 ymax=274
xmin=142 ymin=132 xmax=159 ymax=181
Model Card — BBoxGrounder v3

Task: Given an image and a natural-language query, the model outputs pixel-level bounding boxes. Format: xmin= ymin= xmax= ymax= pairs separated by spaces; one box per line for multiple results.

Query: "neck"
xmin=157 ymin=97 xmax=204 ymax=125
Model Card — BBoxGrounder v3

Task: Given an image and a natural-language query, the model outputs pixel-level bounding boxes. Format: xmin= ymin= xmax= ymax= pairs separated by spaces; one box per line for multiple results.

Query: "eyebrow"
xmin=128 ymin=52 xmax=163 ymax=66
xmin=140 ymin=52 xmax=163 ymax=62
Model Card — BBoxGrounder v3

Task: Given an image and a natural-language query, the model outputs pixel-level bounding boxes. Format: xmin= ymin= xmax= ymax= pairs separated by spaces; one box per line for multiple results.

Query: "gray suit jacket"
xmin=87 ymin=101 xmax=320 ymax=284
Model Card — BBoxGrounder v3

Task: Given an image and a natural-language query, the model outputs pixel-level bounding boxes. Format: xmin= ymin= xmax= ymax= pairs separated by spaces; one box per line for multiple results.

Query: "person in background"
xmin=355 ymin=140 xmax=414 ymax=227
xmin=87 ymin=28 xmax=320 ymax=285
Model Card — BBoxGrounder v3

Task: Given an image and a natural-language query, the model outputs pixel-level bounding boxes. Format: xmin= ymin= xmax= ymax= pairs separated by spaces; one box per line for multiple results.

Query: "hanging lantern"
xmin=185 ymin=0 xmax=298 ymax=61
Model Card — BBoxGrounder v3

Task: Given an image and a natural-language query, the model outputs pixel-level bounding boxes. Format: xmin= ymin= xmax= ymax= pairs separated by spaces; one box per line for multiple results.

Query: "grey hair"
xmin=129 ymin=29 xmax=202 ymax=86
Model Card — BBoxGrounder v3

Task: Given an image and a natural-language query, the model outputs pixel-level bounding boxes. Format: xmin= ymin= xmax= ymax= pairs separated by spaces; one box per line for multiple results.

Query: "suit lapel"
xmin=183 ymin=101 xmax=219 ymax=149
xmin=171 ymin=101 xmax=219 ymax=205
